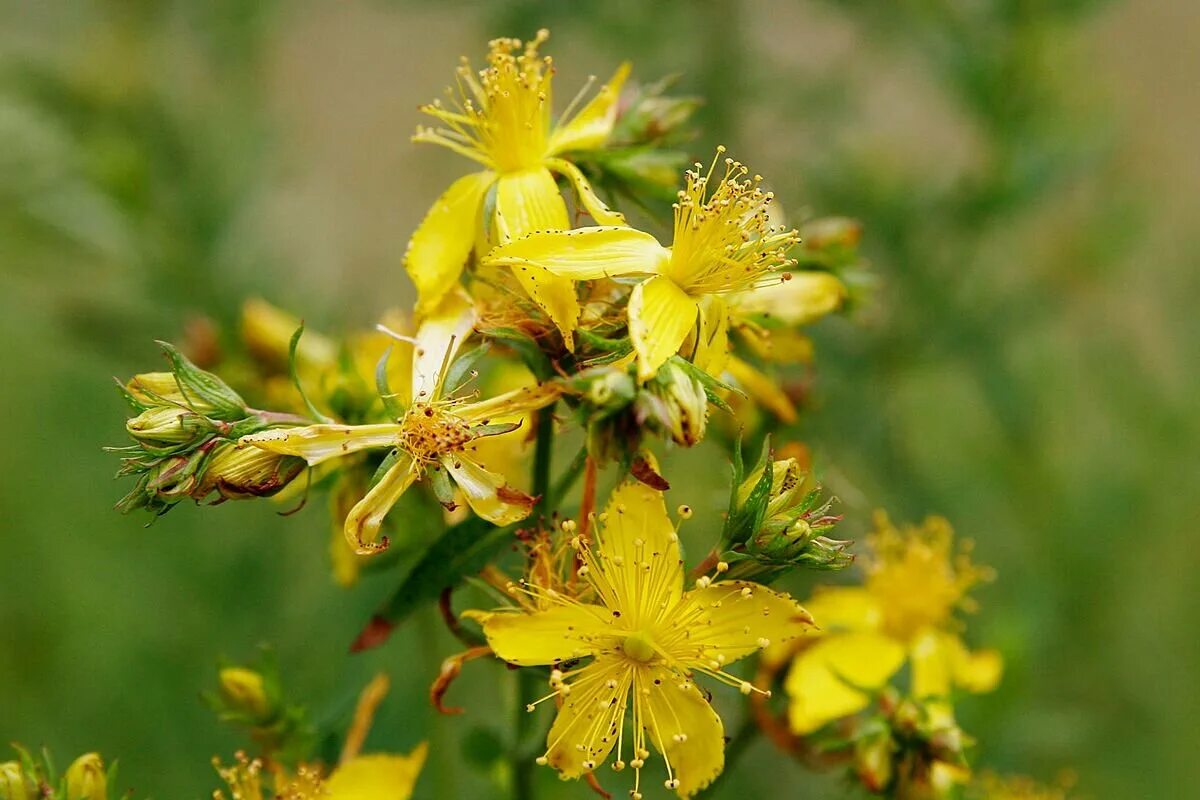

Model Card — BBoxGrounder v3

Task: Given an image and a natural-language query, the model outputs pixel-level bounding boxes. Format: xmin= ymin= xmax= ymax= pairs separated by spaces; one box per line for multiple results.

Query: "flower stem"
xmin=511 ymin=404 xmax=557 ymax=800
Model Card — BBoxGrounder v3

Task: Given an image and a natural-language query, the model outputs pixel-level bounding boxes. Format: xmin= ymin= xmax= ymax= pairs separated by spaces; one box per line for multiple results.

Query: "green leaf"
xmin=444 ymin=341 xmax=491 ymax=396
xmin=287 ymin=325 xmax=334 ymax=424
xmin=483 ymin=327 xmax=555 ymax=381
xmin=374 ymin=345 xmax=405 ymax=419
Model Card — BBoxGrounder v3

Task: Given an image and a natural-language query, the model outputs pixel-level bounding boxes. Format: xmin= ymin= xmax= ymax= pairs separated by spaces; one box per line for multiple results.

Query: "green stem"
xmin=511 ymin=404 xmax=557 ymax=800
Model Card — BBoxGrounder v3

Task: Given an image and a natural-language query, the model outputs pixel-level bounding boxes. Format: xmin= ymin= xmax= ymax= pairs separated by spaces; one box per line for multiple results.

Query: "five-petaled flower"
xmin=468 ymin=476 xmax=815 ymax=797
xmin=484 ymin=148 xmax=799 ymax=380
xmin=238 ymin=292 xmax=560 ymax=554
xmin=782 ymin=511 xmax=1003 ymax=735
xmin=406 ymin=29 xmax=629 ymax=344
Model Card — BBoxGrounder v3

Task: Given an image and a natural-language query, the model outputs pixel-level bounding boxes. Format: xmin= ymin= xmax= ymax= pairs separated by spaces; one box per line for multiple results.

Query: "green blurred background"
xmin=2 ymin=1 xmax=1197 ymax=797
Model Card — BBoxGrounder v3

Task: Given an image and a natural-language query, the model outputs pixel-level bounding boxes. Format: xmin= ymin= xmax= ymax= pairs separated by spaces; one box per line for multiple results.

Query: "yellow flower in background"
xmin=407 ymin=29 xmax=630 ymax=339
xmin=783 ymin=512 xmax=1002 ymax=735
xmin=468 ymin=477 xmax=814 ymax=797
xmin=485 ymin=148 xmax=799 ymax=380
xmin=239 ymin=292 xmax=560 ymax=553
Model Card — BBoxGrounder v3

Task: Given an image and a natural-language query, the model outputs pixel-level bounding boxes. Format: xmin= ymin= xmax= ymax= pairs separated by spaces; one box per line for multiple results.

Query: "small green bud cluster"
xmin=720 ymin=441 xmax=851 ymax=583
xmin=109 ymin=343 xmax=305 ymax=515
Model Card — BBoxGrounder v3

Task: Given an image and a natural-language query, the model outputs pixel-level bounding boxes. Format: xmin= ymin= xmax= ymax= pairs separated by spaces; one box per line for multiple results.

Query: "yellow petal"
xmin=956 ymin=646 xmax=1003 ymax=694
xmin=804 ymin=586 xmax=885 ymax=633
xmin=485 ymin=225 xmax=666 ymax=280
xmin=405 ymin=171 xmax=495 ymax=311
xmin=689 ymin=296 xmax=730 ymax=376
xmin=544 ymin=657 xmax=629 ymax=778
xmin=343 ymin=456 xmax=418 ymax=554
xmin=639 ymin=665 xmax=725 ymax=797
xmin=493 ymin=168 xmax=569 ymax=239
xmin=410 ymin=288 xmax=477 ymax=402
xmin=547 ymin=62 xmax=631 ymax=155
xmin=325 ymin=743 xmax=427 ymax=800
xmin=492 ymin=169 xmax=582 ymax=349
xmin=724 ymin=356 xmax=797 ymax=424
xmin=734 ymin=271 xmax=845 ymax=326
xmin=594 ymin=476 xmax=684 ymax=623
xmin=481 ymin=604 xmax=611 ymax=666
xmin=443 ymin=455 xmax=534 ymax=525
xmin=239 ymin=424 xmax=402 ymax=467
xmin=678 ymin=581 xmax=814 ymax=665
xmin=909 ymin=629 xmax=1003 ymax=698
xmin=784 ymin=632 xmax=906 ymax=734
xmin=459 ymin=382 xmax=562 ymax=424
xmin=545 ymin=156 xmax=627 ymax=226
xmin=628 ymin=275 xmax=699 ymax=381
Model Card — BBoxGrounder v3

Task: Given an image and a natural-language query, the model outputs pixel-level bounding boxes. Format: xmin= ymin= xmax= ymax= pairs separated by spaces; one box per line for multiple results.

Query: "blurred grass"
xmin=2 ymin=1 xmax=1197 ymax=797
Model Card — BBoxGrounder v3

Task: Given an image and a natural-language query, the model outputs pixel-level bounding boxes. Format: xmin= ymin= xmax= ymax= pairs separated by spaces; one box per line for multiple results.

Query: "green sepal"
xmin=156 ymin=340 xmax=246 ymax=420
xmin=287 ymin=325 xmax=334 ymax=424
xmin=375 ymin=345 xmax=406 ymax=419
xmin=444 ymin=341 xmax=491 ymax=396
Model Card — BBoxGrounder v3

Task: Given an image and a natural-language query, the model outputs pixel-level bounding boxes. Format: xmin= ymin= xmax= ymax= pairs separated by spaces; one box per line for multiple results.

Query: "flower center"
xmin=620 ymin=630 xmax=657 ymax=663
xmin=398 ymin=403 xmax=474 ymax=463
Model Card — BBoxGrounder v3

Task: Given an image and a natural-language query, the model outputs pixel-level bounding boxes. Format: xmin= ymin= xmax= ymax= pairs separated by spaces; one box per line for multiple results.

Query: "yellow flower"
xmin=64 ymin=754 xmax=107 ymax=800
xmin=239 ymin=292 xmax=560 ymax=554
xmin=485 ymin=148 xmax=799 ymax=380
xmin=783 ymin=512 xmax=1002 ymax=735
xmin=470 ymin=477 xmax=814 ymax=797
xmin=406 ymin=29 xmax=629 ymax=338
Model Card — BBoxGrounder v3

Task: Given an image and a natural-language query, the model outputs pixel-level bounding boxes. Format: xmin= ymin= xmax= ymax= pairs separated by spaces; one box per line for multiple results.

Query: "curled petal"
xmin=239 ymin=424 xmax=401 ymax=467
xmin=444 ymin=455 xmax=534 ymax=525
xmin=343 ymin=455 xmax=418 ymax=554
xmin=546 ymin=157 xmax=627 ymax=226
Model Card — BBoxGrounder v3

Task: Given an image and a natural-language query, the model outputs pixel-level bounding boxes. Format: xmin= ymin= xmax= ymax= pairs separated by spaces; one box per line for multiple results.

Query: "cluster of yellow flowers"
xmin=81 ymin=29 xmax=1069 ymax=800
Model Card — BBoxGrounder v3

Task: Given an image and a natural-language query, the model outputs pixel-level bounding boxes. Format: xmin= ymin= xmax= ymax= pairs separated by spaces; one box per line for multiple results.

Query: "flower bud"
xmin=125 ymin=405 xmax=215 ymax=446
xmin=854 ymin=730 xmax=895 ymax=793
xmin=0 ymin=762 xmax=32 ymax=800
xmin=64 ymin=753 xmax=106 ymax=800
xmin=218 ymin=666 xmax=273 ymax=722
xmin=641 ymin=361 xmax=708 ymax=447
xmin=198 ymin=443 xmax=305 ymax=501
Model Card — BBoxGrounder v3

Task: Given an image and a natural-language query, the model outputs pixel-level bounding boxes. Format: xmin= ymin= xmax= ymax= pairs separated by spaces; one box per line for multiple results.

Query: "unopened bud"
xmin=854 ymin=733 xmax=894 ymax=793
xmin=199 ymin=443 xmax=305 ymax=500
xmin=64 ymin=753 xmax=107 ymax=800
xmin=0 ymin=762 xmax=31 ymax=800
xmin=643 ymin=362 xmax=707 ymax=447
xmin=218 ymin=667 xmax=272 ymax=722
